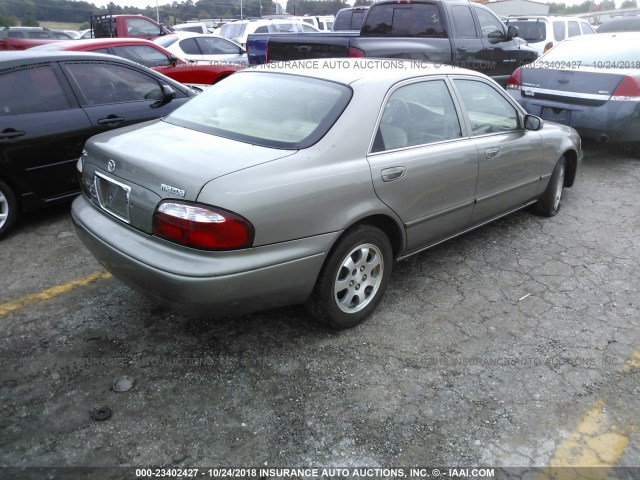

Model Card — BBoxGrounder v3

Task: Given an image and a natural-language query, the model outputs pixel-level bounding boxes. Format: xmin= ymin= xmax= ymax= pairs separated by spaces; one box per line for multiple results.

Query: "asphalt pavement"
xmin=0 ymin=141 xmax=638 ymax=479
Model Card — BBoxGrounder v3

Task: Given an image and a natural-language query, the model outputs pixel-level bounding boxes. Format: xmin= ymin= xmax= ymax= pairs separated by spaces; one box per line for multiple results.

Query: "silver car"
xmin=72 ymin=59 xmax=582 ymax=329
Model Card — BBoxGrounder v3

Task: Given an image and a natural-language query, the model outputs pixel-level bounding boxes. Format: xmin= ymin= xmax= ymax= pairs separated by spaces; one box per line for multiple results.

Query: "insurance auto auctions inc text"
xmin=221 ymin=468 xmax=495 ymax=478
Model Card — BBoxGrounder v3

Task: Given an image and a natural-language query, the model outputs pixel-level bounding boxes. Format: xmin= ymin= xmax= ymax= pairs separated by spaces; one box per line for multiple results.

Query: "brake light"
xmin=543 ymin=42 xmax=553 ymax=53
xmin=507 ymin=67 xmax=522 ymax=90
xmin=153 ymin=201 xmax=254 ymax=250
xmin=348 ymin=47 xmax=365 ymax=58
xmin=611 ymin=76 xmax=640 ymax=101
xmin=265 ymin=43 xmax=269 ymax=63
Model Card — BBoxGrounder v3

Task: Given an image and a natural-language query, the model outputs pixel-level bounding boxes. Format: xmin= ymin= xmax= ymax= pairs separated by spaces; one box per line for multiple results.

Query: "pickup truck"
xmin=247 ymin=0 xmax=537 ymax=85
xmin=91 ymin=13 xmax=171 ymax=39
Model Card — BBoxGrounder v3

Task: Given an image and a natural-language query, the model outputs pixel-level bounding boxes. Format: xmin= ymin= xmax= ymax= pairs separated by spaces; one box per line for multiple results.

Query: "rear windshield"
xmin=333 ymin=9 xmax=367 ymax=31
xmin=362 ymin=4 xmax=446 ymax=37
xmin=219 ymin=23 xmax=247 ymax=41
xmin=154 ymin=35 xmax=179 ymax=48
xmin=506 ymin=20 xmax=546 ymax=43
xmin=165 ymin=72 xmax=352 ymax=149
xmin=539 ymin=38 xmax=639 ymax=66
xmin=598 ymin=17 xmax=640 ymax=33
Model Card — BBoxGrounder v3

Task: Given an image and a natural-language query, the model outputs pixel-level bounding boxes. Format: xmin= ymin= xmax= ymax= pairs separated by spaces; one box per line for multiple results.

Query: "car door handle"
xmin=381 ymin=166 xmax=406 ymax=182
xmin=97 ymin=115 xmax=124 ymax=126
xmin=485 ymin=147 xmax=501 ymax=159
xmin=0 ymin=129 xmax=26 ymax=140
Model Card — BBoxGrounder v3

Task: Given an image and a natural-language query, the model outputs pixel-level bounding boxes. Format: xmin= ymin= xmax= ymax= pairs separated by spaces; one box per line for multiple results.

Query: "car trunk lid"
xmin=519 ymin=67 xmax=629 ymax=106
xmin=83 ymin=120 xmax=296 ymax=232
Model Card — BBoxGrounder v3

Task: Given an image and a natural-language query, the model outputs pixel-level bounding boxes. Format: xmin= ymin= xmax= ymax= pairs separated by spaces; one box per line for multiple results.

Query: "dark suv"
xmin=0 ymin=27 xmax=73 ymax=39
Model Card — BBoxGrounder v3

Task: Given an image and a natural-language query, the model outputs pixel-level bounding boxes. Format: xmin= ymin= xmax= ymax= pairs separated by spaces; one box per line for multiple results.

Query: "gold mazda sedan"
xmin=72 ymin=59 xmax=582 ymax=329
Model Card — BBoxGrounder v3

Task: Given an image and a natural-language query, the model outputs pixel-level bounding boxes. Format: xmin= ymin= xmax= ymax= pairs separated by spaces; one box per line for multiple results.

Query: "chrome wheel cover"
xmin=0 ymin=189 xmax=8 ymax=230
xmin=334 ymin=243 xmax=384 ymax=314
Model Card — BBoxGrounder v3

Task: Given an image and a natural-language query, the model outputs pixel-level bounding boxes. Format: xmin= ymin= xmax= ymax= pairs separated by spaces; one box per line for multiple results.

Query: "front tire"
xmin=306 ymin=225 xmax=393 ymax=329
xmin=0 ymin=179 xmax=18 ymax=239
xmin=533 ymin=156 xmax=566 ymax=217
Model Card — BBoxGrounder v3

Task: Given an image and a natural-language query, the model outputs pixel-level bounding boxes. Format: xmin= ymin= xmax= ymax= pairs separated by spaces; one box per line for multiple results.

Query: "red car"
xmin=32 ymin=38 xmax=242 ymax=88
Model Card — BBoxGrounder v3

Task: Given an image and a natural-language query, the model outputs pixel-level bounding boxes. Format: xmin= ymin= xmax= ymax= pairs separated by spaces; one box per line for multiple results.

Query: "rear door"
xmin=367 ymin=78 xmax=479 ymax=253
xmin=0 ymin=62 xmax=91 ymax=203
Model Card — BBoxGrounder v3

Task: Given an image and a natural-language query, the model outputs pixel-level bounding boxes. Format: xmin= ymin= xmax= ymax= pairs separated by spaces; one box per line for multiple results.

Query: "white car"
xmin=218 ymin=19 xmax=320 ymax=49
xmin=154 ymin=32 xmax=247 ymax=65
xmin=503 ymin=15 xmax=595 ymax=55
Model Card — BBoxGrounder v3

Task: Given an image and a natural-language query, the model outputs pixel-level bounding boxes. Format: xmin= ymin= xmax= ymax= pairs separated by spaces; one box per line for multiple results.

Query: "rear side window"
xmin=507 ymin=20 xmax=546 ymax=43
xmin=553 ymin=21 xmax=566 ymax=42
xmin=179 ymin=38 xmax=200 ymax=55
xmin=372 ymin=80 xmax=461 ymax=153
xmin=0 ymin=65 xmax=70 ymax=115
xmin=452 ymin=5 xmax=477 ymax=39
xmin=362 ymin=4 xmax=446 ymax=37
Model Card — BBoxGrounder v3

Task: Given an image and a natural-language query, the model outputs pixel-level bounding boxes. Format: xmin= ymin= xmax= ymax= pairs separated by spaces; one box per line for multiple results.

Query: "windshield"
xmin=539 ymin=37 xmax=639 ymax=66
xmin=165 ymin=72 xmax=352 ymax=149
xmin=506 ymin=20 xmax=546 ymax=43
xmin=154 ymin=35 xmax=179 ymax=48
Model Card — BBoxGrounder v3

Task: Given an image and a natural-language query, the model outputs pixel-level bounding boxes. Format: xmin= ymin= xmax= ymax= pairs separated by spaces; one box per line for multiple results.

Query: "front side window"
xmin=112 ymin=45 xmax=172 ymax=67
xmin=372 ymin=80 xmax=462 ymax=152
xmin=567 ymin=21 xmax=580 ymax=37
xmin=474 ymin=8 xmax=505 ymax=38
xmin=454 ymin=79 xmax=518 ymax=135
xmin=362 ymin=4 xmax=446 ymax=37
xmin=65 ymin=62 xmax=164 ymax=106
xmin=580 ymin=22 xmax=595 ymax=34
xmin=507 ymin=20 xmax=546 ymax=43
xmin=165 ymin=72 xmax=352 ymax=149
xmin=0 ymin=65 xmax=70 ymax=115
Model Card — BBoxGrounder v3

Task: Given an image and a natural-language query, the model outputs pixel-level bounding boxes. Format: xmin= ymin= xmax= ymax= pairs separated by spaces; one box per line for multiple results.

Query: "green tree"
xmin=353 ymin=0 xmax=373 ymax=6
xmin=0 ymin=13 xmax=18 ymax=27
xmin=621 ymin=0 xmax=638 ymax=7
xmin=21 ymin=15 xmax=39 ymax=26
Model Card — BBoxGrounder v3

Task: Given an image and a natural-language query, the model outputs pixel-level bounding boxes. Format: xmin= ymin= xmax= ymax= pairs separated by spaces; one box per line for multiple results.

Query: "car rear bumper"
xmin=508 ymin=93 xmax=640 ymax=143
xmin=71 ymin=195 xmax=338 ymax=316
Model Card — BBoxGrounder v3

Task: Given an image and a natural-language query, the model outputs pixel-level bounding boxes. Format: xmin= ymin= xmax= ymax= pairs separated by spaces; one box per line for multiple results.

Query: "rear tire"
xmin=0 ymin=179 xmax=18 ymax=239
xmin=306 ymin=225 xmax=393 ymax=330
xmin=533 ymin=156 xmax=566 ymax=217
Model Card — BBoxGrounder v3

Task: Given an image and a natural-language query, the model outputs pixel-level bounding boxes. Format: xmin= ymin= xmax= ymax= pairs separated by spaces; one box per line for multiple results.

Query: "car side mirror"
xmin=524 ymin=114 xmax=542 ymax=131
xmin=169 ymin=55 xmax=179 ymax=67
xmin=507 ymin=25 xmax=519 ymax=39
xmin=151 ymin=84 xmax=176 ymax=108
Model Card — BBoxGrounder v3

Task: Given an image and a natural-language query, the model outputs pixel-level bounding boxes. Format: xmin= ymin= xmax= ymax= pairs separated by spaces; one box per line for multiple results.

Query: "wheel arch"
xmin=562 ymin=148 xmax=578 ymax=188
xmin=332 ymin=213 xmax=406 ymax=260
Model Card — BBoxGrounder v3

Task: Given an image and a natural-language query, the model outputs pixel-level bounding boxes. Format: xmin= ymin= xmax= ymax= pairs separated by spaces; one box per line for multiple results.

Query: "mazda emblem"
xmin=107 ymin=159 xmax=116 ymax=173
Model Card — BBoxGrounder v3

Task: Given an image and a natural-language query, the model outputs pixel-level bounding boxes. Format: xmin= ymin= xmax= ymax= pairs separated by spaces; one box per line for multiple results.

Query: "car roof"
xmin=32 ymin=37 xmax=160 ymax=50
xmin=506 ymin=15 xmax=589 ymax=21
xmin=0 ymin=50 xmax=140 ymax=69
xmin=564 ymin=30 xmax=640 ymax=42
xmin=245 ymin=58 xmax=486 ymax=86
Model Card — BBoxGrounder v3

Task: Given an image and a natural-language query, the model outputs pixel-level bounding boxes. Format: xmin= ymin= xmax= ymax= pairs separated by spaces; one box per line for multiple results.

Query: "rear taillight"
xmin=543 ymin=42 xmax=553 ymax=53
xmin=611 ymin=76 xmax=640 ymax=101
xmin=348 ymin=47 xmax=365 ymax=58
xmin=506 ymin=67 xmax=522 ymax=90
xmin=265 ymin=43 xmax=269 ymax=63
xmin=153 ymin=201 xmax=254 ymax=250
